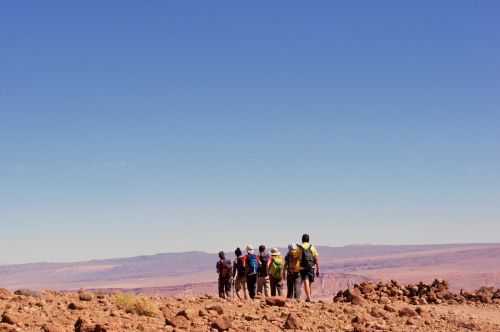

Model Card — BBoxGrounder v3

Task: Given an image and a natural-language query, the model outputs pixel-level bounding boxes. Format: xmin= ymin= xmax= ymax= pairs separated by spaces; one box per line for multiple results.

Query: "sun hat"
xmin=270 ymin=248 xmax=281 ymax=256
xmin=246 ymin=244 xmax=255 ymax=254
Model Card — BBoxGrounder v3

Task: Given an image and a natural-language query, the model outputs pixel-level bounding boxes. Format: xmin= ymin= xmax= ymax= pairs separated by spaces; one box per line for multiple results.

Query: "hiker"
xmin=245 ymin=245 xmax=259 ymax=299
xmin=257 ymin=245 xmax=271 ymax=297
xmin=216 ymin=251 xmax=232 ymax=299
xmin=232 ymin=247 xmax=248 ymax=300
xmin=284 ymin=244 xmax=301 ymax=299
xmin=297 ymin=234 xmax=320 ymax=302
xmin=269 ymin=248 xmax=284 ymax=296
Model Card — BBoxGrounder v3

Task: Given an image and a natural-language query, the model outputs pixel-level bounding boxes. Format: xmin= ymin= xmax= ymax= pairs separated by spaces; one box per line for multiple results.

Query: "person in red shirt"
xmin=232 ymin=247 xmax=248 ymax=300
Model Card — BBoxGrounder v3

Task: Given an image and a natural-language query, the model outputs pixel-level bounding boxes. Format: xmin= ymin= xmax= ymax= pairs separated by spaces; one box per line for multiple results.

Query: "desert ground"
xmin=1 ymin=279 xmax=500 ymax=331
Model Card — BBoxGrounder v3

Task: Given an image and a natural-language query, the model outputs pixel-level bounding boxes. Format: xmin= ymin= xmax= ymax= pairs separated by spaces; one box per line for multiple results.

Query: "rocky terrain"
xmin=1 ymin=280 xmax=500 ymax=332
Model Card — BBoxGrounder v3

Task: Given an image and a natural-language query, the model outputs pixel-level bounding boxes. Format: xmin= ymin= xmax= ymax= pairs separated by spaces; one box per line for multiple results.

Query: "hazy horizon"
xmin=1 ymin=1 xmax=499 ymax=264
xmin=1 ymin=241 xmax=499 ymax=266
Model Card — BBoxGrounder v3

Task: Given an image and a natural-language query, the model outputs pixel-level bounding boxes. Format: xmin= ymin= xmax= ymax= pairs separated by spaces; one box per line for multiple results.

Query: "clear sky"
xmin=1 ymin=1 xmax=499 ymax=264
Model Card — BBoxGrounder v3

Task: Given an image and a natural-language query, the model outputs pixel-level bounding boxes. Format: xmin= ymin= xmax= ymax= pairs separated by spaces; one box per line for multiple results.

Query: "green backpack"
xmin=270 ymin=256 xmax=284 ymax=280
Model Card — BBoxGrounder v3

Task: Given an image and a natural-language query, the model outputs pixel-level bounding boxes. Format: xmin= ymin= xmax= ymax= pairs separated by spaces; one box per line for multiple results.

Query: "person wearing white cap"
xmin=269 ymin=248 xmax=284 ymax=296
xmin=245 ymin=244 xmax=259 ymax=299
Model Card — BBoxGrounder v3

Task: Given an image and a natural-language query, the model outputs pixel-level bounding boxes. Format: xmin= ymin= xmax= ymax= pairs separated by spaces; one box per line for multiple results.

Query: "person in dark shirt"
xmin=216 ymin=251 xmax=232 ymax=299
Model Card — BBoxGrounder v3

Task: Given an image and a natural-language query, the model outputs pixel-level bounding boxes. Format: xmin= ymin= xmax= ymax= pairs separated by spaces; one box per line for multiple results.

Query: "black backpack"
xmin=299 ymin=244 xmax=315 ymax=271
xmin=236 ymin=257 xmax=246 ymax=276
xmin=258 ymin=254 xmax=269 ymax=277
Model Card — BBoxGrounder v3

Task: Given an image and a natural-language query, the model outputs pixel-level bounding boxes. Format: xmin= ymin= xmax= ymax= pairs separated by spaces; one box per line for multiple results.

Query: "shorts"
xmin=300 ymin=269 xmax=315 ymax=283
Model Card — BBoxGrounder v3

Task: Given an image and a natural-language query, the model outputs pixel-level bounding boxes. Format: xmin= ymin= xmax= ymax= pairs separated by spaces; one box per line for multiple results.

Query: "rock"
xmin=78 ymin=292 xmax=93 ymax=302
xmin=68 ymin=302 xmax=84 ymax=310
xmin=370 ymin=307 xmax=386 ymax=319
xmin=284 ymin=313 xmax=301 ymax=330
xmin=244 ymin=314 xmax=259 ymax=321
xmin=177 ymin=308 xmax=197 ymax=320
xmin=165 ymin=315 xmax=190 ymax=329
xmin=41 ymin=323 xmax=64 ymax=332
xmin=211 ymin=316 xmax=232 ymax=331
xmin=0 ymin=324 xmax=17 ymax=332
xmin=74 ymin=318 xmax=107 ymax=332
xmin=13 ymin=289 xmax=39 ymax=297
xmin=458 ymin=321 xmax=479 ymax=330
xmin=383 ymin=304 xmax=396 ymax=313
xmin=265 ymin=297 xmax=287 ymax=307
xmin=351 ymin=315 xmax=368 ymax=325
xmin=0 ymin=289 xmax=11 ymax=300
xmin=1 ymin=312 xmax=18 ymax=325
xmin=406 ymin=318 xmax=416 ymax=326
xmin=351 ymin=294 xmax=365 ymax=306
xmin=415 ymin=307 xmax=426 ymax=316
xmin=398 ymin=307 xmax=418 ymax=318
xmin=205 ymin=304 xmax=224 ymax=315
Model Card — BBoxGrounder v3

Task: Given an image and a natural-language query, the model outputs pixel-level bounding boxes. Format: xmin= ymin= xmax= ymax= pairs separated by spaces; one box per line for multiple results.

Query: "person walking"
xmin=257 ymin=245 xmax=271 ymax=297
xmin=216 ymin=251 xmax=232 ymax=299
xmin=232 ymin=247 xmax=248 ymax=300
xmin=284 ymin=244 xmax=301 ymax=299
xmin=245 ymin=245 xmax=259 ymax=299
xmin=269 ymin=248 xmax=284 ymax=296
xmin=297 ymin=234 xmax=320 ymax=302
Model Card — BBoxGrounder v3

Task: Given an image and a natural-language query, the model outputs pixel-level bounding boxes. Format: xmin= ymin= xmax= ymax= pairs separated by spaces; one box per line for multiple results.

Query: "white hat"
xmin=246 ymin=245 xmax=254 ymax=254
xmin=271 ymin=248 xmax=281 ymax=256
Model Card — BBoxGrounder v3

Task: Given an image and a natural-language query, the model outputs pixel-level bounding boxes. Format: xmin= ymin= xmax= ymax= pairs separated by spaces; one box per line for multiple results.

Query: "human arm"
xmin=315 ymin=256 xmax=320 ymax=277
xmin=312 ymin=246 xmax=320 ymax=277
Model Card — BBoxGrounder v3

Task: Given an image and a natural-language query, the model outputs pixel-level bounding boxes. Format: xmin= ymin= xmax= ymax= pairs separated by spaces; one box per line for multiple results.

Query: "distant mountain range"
xmin=1 ymin=243 xmax=500 ymax=297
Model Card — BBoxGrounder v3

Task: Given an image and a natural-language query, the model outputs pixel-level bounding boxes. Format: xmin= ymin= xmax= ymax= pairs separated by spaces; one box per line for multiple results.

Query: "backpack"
xmin=269 ymin=256 xmax=284 ymax=280
xmin=236 ymin=256 xmax=246 ymax=276
xmin=246 ymin=254 xmax=259 ymax=275
xmin=220 ymin=259 xmax=232 ymax=279
xmin=258 ymin=254 xmax=269 ymax=277
xmin=299 ymin=244 xmax=315 ymax=271
xmin=286 ymin=250 xmax=300 ymax=273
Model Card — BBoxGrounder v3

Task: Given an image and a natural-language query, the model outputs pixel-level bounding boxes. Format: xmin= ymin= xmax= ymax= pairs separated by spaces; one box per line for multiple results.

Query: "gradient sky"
xmin=1 ymin=1 xmax=499 ymax=264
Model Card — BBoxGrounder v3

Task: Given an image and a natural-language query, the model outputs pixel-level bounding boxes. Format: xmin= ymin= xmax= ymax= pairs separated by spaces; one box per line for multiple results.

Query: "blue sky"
xmin=1 ymin=1 xmax=499 ymax=264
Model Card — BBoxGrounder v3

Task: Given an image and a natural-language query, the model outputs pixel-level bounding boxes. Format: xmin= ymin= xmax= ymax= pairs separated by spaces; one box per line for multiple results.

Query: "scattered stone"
xmin=265 ymin=297 xmax=287 ymax=307
xmin=205 ymin=304 xmax=224 ymax=315
xmin=74 ymin=318 xmax=107 ymax=332
xmin=13 ymin=289 xmax=39 ymax=297
xmin=0 ymin=290 xmax=11 ymax=301
xmin=165 ymin=315 xmax=190 ymax=329
xmin=78 ymin=292 xmax=93 ymax=302
xmin=41 ymin=323 xmax=64 ymax=332
xmin=284 ymin=313 xmax=301 ymax=330
xmin=370 ymin=307 xmax=386 ymax=319
xmin=211 ymin=316 xmax=232 ymax=331
xmin=383 ymin=304 xmax=396 ymax=313
xmin=68 ymin=302 xmax=84 ymax=310
xmin=398 ymin=307 xmax=418 ymax=318
xmin=1 ymin=312 xmax=18 ymax=325
xmin=177 ymin=308 xmax=197 ymax=320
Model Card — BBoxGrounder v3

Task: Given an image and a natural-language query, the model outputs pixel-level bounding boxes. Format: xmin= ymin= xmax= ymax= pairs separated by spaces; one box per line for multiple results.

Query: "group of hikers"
xmin=216 ymin=234 xmax=320 ymax=302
